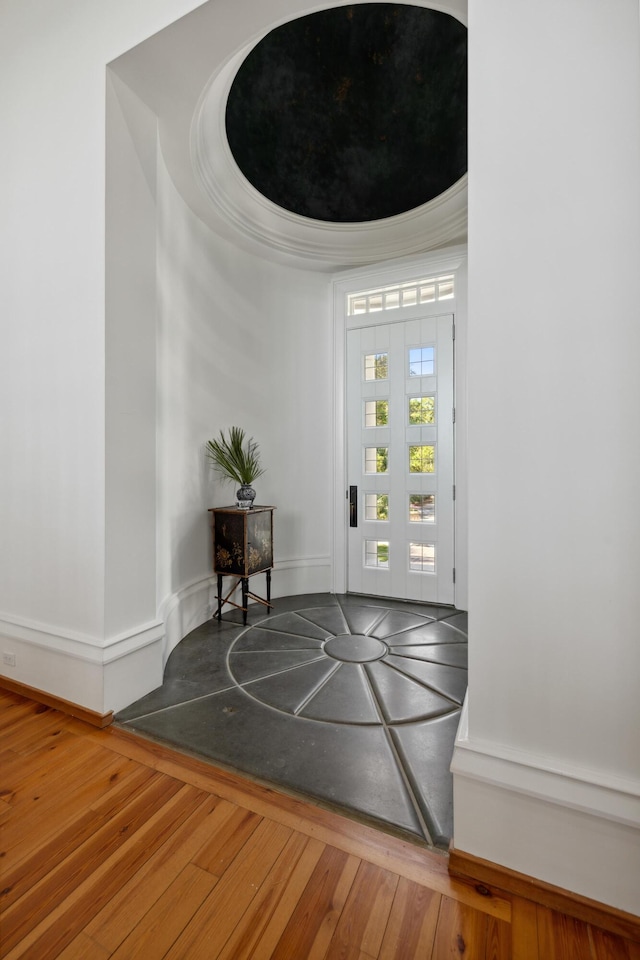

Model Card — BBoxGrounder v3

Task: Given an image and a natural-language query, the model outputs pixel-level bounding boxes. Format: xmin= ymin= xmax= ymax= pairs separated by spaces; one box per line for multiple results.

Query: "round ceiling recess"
xmin=225 ymin=3 xmax=467 ymax=224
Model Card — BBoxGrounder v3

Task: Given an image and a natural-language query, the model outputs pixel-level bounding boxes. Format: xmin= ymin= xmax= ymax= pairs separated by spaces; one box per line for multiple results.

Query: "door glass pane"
xmin=364 ymin=399 xmax=389 ymax=427
xmin=365 ymin=493 xmax=389 ymax=521
xmin=409 ymin=494 xmax=435 ymax=522
xmin=409 ymin=542 xmax=435 ymax=572
xmin=409 ymin=445 xmax=435 ymax=473
xmin=364 ymin=353 xmax=388 ymax=381
xmin=365 ymin=540 xmax=389 ymax=568
xmin=408 ymin=396 xmax=435 ymax=424
xmin=365 ymin=447 xmax=388 ymax=473
xmin=409 ymin=347 xmax=434 ymax=377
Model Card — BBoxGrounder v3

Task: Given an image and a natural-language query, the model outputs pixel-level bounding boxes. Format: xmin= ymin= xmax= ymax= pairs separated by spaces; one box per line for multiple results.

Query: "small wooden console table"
xmin=209 ymin=505 xmax=275 ymax=625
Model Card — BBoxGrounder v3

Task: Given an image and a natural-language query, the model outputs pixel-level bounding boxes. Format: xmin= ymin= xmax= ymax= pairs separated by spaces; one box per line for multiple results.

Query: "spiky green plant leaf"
xmin=205 ymin=426 xmax=265 ymax=485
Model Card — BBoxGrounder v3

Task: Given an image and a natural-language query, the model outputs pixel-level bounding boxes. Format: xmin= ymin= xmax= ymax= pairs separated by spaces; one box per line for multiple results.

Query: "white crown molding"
xmin=332 ymin=243 xmax=467 ymax=289
xmin=191 ymin=39 xmax=467 ymax=270
xmin=110 ymin=0 xmax=467 ymax=272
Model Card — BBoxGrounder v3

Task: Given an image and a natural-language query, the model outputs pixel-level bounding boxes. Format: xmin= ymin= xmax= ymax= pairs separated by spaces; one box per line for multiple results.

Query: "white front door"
xmin=346 ymin=314 xmax=455 ymax=604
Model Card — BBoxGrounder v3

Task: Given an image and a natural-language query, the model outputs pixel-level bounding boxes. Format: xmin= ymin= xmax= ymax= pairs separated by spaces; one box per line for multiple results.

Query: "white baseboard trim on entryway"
xmin=451 ymin=699 xmax=640 ymax=916
xmin=0 ymin=611 xmax=165 ymax=715
xmin=159 ymin=555 xmax=331 ymax=663
xmin=0 ymin=557 xmax=333 ymax=717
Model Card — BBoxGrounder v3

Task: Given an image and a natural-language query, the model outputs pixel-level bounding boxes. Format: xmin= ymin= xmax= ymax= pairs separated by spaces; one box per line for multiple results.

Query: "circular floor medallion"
xmin=227 ymin=603 xmax=467 ymax=725
xmin=323 ymin=634 xmax=387 ymax=663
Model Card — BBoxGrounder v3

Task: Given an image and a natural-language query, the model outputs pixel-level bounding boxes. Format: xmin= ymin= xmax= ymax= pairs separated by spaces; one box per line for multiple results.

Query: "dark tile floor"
xmin=116 ymin=593 xmax=468 ymax=849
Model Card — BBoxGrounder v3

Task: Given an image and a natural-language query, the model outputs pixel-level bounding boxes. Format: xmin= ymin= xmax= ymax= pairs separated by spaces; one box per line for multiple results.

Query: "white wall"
xmin=105 ymin=72 xmax=159 ymax=640
xmin=155 ymin=151 xmax=333 ymax=655
xmin=453 ymin=0 xmax=640 ymax=914
xmin=0 ymin=0 xmax=332 ymax=713
xmin=0 ymin=0 xmax=211 ymax=712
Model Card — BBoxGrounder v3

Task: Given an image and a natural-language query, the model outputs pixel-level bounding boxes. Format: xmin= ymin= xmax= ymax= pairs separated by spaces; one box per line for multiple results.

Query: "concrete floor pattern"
xmin=117 ymin=593 xmax=468 ymax=849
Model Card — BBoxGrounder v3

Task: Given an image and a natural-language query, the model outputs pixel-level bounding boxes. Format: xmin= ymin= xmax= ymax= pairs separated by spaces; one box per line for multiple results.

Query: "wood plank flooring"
xmin=1 ymin=690 xmax=638 ymax=959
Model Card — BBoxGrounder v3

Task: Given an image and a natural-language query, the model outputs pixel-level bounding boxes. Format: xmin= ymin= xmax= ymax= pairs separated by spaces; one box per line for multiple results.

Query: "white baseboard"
xmin=451 ymin=699 xmax=640 ymax=915
xmin=0 ymin=612 xmax=164 ymax=714
xmin=271 ymin=555 xmax=332 ymax=599
xmin=0 ymin=556 xmax=333 ymax=716
xmin=160 ymin=575 xmax=215 ymax=665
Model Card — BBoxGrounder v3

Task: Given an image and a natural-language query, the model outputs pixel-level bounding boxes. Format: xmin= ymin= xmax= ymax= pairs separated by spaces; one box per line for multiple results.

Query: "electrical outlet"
xmin=2 ymin=652 xmax=16 ymax=667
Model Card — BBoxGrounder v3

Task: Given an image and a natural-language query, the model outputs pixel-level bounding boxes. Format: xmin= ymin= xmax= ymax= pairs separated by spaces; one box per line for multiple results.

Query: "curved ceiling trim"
xmin=191 ymin=4 xmax=467 ymax=268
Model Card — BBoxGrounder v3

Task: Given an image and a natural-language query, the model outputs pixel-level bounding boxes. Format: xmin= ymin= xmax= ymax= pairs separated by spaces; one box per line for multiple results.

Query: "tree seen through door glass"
xmin=409 ymin=347 xmax=434 ymax=376
xmin=364 ymin=399 xmax=389 ymax=427
xmin=364 ymin=353 xmax=388 ymax=381
xmin=409 ymin=445 xmax=435 ymax=473
xmin=365 ymin=540 xmax=389 ymax=568
xmin=365 ymin=493 xmax=389 ymax=521
xmin=408 ymin=396 xmax=435 ymax=424
xmin=365 ymin=447 xmax=389 ymax=473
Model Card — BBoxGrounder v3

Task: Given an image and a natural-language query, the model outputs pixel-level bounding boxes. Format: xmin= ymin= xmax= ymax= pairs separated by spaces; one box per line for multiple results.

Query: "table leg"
xmin=266 ymin=568 xmax=272 ymax=611
xmin=216 ymin=574 xmax=223 ymax=620
xmin=241 ymin=577 xmax=248 ymax=626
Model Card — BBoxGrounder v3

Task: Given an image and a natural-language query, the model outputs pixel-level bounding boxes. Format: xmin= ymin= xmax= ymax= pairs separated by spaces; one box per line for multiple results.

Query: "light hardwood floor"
xmin=1 ymin=690 xmax=638 ymax=959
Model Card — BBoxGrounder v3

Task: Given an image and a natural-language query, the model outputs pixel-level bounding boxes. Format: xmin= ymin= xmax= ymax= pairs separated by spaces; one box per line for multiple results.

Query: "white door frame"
xmin=331 ymin=245 xmax=468 ymax=609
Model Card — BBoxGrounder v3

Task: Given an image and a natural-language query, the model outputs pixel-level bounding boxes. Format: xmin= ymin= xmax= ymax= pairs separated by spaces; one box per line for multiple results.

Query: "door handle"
xmin=349 ymin=486 xmax=358 ymax=527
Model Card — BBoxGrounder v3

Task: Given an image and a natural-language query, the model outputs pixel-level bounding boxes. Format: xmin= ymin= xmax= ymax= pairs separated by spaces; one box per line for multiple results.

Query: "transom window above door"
xmin=348 ymin=275 xmax=455 ymax=316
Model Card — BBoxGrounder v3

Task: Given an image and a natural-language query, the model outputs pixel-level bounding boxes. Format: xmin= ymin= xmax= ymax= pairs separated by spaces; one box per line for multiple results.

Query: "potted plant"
xmin=206 ymin=426 xmax=265 ymax=508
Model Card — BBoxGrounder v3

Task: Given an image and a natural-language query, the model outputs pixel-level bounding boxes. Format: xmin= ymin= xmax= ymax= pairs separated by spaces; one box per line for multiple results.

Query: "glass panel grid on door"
xmin=347 ymin=315 xmax=454 ymax=603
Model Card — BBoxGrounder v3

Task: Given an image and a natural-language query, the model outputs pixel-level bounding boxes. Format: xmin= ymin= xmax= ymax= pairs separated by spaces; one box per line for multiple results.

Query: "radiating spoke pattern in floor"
xmin=116 ymin=594 xmax=468 ymax=849
xmin=230 ymin=605 xmax=466 ymax=725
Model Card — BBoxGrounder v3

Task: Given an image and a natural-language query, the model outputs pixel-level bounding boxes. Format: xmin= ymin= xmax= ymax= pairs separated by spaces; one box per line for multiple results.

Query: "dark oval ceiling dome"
xmin=225 ymin=4 xmax=467 ymax=224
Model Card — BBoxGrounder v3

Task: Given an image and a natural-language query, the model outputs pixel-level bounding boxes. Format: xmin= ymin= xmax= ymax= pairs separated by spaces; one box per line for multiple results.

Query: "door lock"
xmin=349 ymin=486 xmax=358 ymax=527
